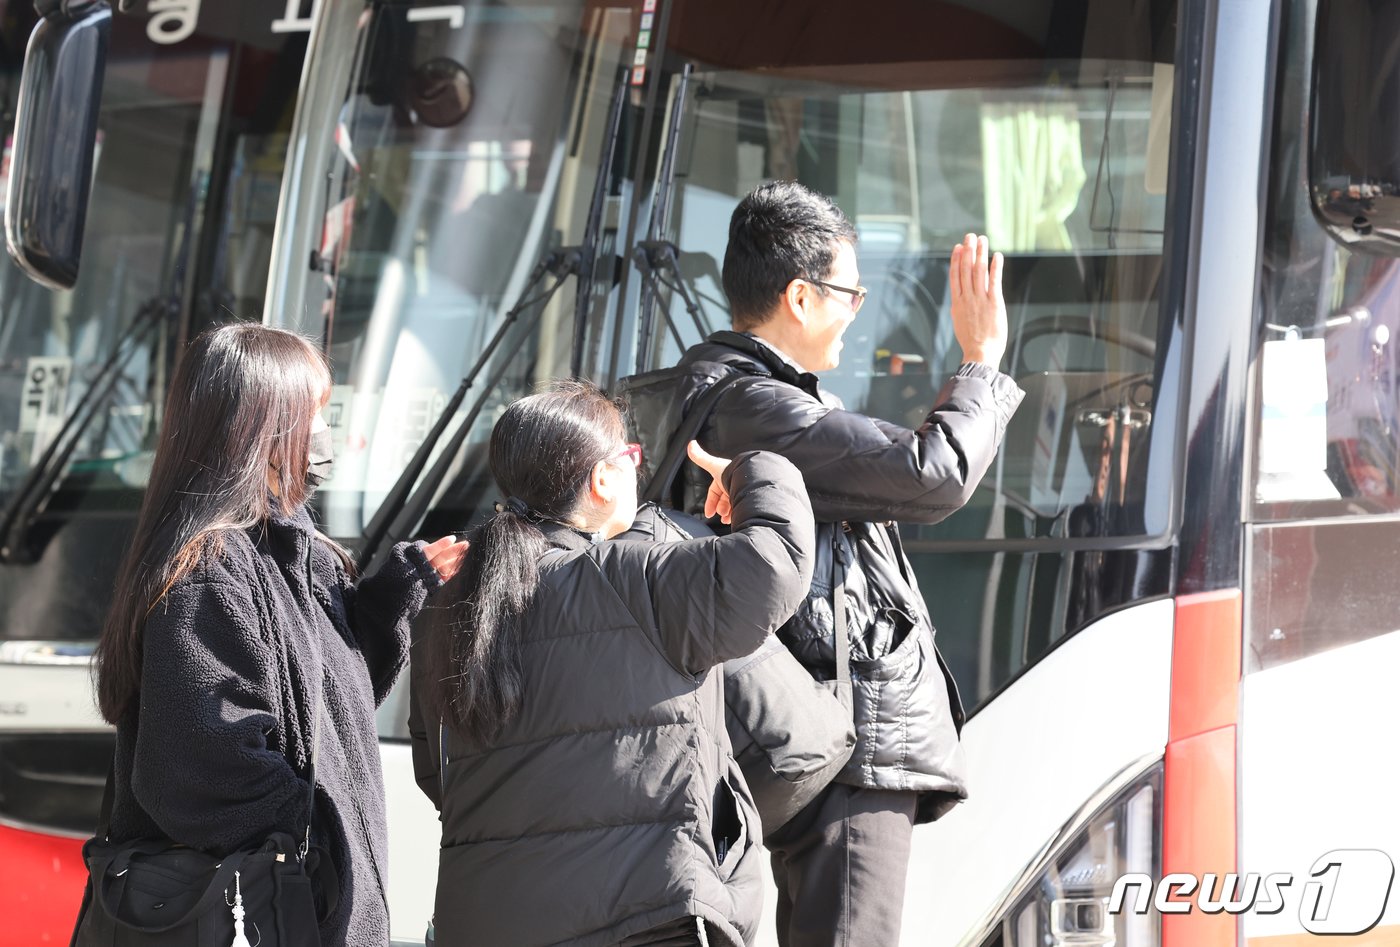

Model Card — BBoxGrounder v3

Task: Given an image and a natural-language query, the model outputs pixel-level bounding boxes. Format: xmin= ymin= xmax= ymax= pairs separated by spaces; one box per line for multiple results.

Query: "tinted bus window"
xmin=1254 ymin=0 xmax=1400 ymax=520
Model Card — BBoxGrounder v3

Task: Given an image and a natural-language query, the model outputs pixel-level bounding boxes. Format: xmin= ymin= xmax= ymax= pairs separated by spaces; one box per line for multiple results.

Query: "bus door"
xmin=0 ymin=4 xmax=306 ymax=942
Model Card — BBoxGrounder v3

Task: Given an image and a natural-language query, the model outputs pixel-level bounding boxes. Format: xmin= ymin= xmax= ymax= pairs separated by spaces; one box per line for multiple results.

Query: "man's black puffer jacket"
xmin=410 ymin=451 xmax=814 ymax=947
xmin=625 ymin=331 xmax=1024 ymax=822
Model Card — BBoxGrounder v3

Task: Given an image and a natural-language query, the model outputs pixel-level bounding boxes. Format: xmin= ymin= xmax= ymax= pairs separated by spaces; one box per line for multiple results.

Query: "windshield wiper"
xmin=571 ymin=64 xmax=630 ymax=378
xmin=633 ymin=63 xmax=713 ymax=374
xmin=0 ymin=296 xmax=173 ymax=563
xmin=357 ymin=247 xmax=581 ymax=572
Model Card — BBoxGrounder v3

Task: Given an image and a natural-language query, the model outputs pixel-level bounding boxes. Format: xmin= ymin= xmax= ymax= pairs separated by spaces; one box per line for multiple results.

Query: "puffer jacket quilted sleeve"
xmin=603 ymin=450 xmax=815 ymax=676
xmin=714 ymin=362 xmax=1023 ymax=525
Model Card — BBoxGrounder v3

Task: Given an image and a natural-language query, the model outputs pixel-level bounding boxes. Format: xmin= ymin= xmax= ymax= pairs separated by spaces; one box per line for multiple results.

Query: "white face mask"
xmin=305 ymin=421 xmax=334 ymax=491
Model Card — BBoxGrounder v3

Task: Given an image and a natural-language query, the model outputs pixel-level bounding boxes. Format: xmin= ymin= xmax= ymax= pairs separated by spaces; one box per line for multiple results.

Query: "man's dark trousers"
xmin=766 ymin=783 xmax=920 ymax=946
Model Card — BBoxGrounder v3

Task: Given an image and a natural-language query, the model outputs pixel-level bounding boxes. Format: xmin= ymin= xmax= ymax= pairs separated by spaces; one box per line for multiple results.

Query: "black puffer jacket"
xmin=107 ymin=505 xmax=441 ymax=947
xmin=625 ymin=332 xmax=1024 ymax=822
xmin=409 ymin=451 xmax=814 ymax=947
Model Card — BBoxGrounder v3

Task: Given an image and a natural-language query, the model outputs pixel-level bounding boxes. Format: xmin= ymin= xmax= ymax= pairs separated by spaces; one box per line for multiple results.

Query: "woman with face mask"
xmin=84 ymin=323 xmax=467 ymax=947
xmin=409 ymin=381 xmax=815 ymax=946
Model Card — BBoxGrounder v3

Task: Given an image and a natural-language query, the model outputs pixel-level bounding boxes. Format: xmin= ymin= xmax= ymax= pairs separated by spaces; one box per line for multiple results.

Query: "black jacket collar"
xmin=538 ymin=521 xmax=599 ymax=552
xmin=690 ymin=331 xmax=821 ymax=396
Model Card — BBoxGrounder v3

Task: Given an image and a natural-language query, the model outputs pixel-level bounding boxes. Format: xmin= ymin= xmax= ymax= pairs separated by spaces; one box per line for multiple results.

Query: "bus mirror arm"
xmin=356 ymin=248 xmax=583 ymax=574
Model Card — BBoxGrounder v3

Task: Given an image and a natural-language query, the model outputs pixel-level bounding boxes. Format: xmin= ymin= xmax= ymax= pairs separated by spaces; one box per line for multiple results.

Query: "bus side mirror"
xmin=4 ymin=2 xmax=111 ymax=290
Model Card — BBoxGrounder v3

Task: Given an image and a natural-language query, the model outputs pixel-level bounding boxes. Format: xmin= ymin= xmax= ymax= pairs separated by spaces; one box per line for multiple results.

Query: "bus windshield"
xmin=290 ymin=0 xmax=1185 ymax=720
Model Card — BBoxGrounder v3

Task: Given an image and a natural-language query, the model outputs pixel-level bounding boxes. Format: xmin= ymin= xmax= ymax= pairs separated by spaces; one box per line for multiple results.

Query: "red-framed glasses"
xmin=610 ymin=443 xmax=643 ymax=468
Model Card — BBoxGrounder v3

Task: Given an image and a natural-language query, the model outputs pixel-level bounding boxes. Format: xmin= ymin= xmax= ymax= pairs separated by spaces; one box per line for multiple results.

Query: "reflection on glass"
xmin=1255 ymin=2 xmax=1400 ymax=518
xmin=0 ymin=25 xmax=298 ymax=511
xmin=646 ymin=62 xmax=1173 ymax=543
xmin=308 ymin=1 xmax=636 ymax=542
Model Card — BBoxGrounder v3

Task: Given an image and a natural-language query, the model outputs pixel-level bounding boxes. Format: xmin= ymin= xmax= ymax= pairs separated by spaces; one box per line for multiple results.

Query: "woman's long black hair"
xmin=421 ymin=381 xmax=627 ymax=742
xmin=95 ymin=323 xmax=333 ymax=724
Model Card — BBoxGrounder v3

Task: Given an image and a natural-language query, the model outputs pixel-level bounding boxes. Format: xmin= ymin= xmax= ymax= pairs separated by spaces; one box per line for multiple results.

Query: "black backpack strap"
xmin=642 ymin=371 xmax=755 ymax=505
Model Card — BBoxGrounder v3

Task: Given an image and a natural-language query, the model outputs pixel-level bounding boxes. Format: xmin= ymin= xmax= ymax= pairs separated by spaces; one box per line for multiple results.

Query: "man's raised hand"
xmin=948 ymin=233 xmax=1008 ymax=367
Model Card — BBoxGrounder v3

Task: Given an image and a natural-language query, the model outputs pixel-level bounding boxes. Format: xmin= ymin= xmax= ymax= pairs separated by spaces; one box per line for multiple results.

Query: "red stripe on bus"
xmin=1169 ymin=589 xmax=1242 ymax=742
xmin=1162 ymin=590 xmax=1242 ymax=947
xmin=1163 ymin=727 xmax=1238 ymax=947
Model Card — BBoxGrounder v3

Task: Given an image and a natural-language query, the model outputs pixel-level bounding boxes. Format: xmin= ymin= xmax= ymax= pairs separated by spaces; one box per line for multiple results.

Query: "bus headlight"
xmin=980 ymin=759 xmax=1162 ymax=947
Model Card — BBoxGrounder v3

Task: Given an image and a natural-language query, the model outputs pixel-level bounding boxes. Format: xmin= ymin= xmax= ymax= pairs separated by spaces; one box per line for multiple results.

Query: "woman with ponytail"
xmin=410 ymin=381 xmax=814 ymax=946
xmin=82 ymin=323 xmax=467 ymax=947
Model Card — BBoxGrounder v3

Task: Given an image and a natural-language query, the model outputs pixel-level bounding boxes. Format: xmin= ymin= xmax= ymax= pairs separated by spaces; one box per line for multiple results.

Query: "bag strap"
xmin=301 ymin=688 xmax=320 ymax=859
xmin=96 ymin=760 xmax=116 ymax=840
xmin=299 ymin=543 xmax=322 ymax=860
xmin=643 ymin=371 xmax=755 ymax=505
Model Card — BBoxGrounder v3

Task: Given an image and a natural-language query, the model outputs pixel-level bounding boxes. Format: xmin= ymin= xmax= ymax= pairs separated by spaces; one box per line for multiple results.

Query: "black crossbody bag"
xmin=72 ymin=649 xmax=339 ymax=946
xmin=639 ymin=371 xmax=856 ymax=838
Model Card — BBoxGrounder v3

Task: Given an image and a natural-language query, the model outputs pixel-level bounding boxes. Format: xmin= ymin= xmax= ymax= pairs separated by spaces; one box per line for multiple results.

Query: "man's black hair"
xmin=722 ymin=180 xmax=857 ymax=331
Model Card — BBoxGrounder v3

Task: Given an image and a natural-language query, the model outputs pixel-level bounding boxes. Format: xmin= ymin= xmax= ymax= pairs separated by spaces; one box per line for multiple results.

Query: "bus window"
xmin=637 ymin=0 xmax=1183 ymax=708
xmin=290 ymin=2 xmax=644 ymax=738
xmin=0 ymin=17 xmax=304 ymax=635
xmin=1246 ymin=0 xmax=1400 ymax=673
xmin=1255 ymin=0 xmax=1400 ymax=519
xmin=644 ymin=1 xmax=1178 ymax=549
xmin=297 ymin=0 xmax=1186 ymax=723
xmin=294 ymin=1 xmax=638 ymax=552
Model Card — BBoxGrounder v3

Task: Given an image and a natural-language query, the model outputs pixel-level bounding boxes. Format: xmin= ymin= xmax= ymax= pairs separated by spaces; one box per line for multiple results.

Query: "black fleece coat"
xmin=107 ymin=504 xmax=442 ymax=947
xmin=409 ymin=451 xmax=815 ymax=947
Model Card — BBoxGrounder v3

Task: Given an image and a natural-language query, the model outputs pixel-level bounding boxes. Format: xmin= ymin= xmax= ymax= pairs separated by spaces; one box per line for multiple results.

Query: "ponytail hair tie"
xmin=496 ymin=497 xmax=533 ymax=518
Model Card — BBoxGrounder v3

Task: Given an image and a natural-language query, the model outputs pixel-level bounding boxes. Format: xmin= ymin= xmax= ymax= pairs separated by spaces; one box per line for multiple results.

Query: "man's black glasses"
xmin=806 ymin=278 xmax=867 ymax=313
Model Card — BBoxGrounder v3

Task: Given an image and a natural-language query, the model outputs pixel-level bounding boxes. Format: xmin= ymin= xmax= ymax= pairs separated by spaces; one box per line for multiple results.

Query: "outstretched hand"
xmin=687 ymin=441 xmax=734 ymax=524
xmin=422 ymin=534 xmax=470 ymax=582
xmin=949 ymin=233 xmax=1009 ymax=367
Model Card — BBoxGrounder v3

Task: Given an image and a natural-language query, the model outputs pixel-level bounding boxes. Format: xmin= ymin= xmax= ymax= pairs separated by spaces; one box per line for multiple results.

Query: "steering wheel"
xmin=1014 ymin=315 xmax=1157 ymax=370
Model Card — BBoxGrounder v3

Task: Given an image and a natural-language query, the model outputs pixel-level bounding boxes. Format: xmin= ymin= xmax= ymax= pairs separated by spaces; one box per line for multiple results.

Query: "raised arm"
xmin=333 ymin=540 xmax=449 ymax=705
xmin=132 ymin=577 xmax=311 ymax=854
xmin=710 ymin=235 xmax=1024 ymax=524
xmin=606 ymin=449 xmax=815 ymax=677
xmin=713 ymin=369 xmax=1021 ymax=524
